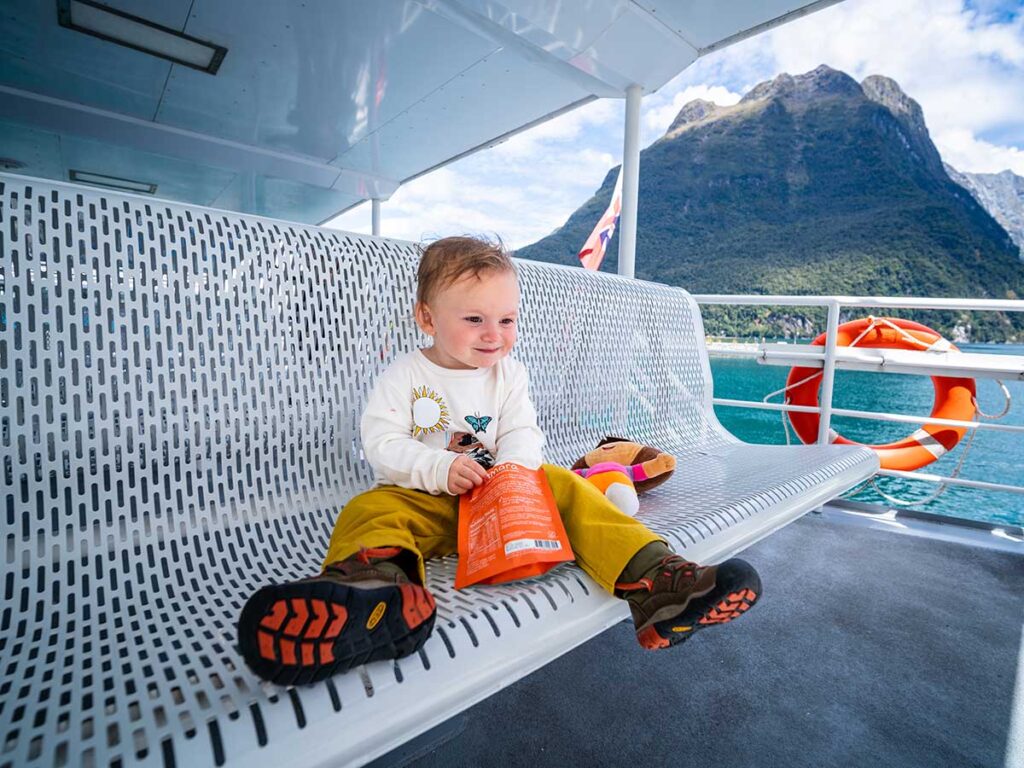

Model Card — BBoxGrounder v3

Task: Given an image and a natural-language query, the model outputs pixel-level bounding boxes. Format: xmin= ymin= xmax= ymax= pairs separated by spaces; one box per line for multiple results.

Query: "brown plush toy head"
xmin=571 ymin=436 xmax=676 ymax=494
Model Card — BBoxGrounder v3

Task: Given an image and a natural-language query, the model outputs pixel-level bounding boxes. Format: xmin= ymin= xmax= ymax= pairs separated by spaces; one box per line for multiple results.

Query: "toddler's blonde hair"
xmin=416 ymin=236 xmax=516 ymax=306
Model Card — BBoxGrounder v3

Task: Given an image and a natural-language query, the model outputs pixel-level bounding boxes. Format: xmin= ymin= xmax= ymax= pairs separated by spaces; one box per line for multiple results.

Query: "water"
xmin=709 ymin=343 xmax=1024 ymax=528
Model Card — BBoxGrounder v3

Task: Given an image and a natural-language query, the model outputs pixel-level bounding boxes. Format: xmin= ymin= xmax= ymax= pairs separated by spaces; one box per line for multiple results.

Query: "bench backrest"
xmin=0 ymin=174 xmax=729 ymax=767
xmin=1 ymin=175 xmax=726 ymax=557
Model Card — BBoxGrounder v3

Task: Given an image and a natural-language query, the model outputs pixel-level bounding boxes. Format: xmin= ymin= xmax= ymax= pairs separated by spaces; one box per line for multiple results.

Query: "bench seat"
xmin=0 ymin=174 xmax=878 ymax=768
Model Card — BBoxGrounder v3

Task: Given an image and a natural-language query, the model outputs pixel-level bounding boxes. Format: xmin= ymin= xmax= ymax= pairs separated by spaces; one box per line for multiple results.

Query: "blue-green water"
xmin=710 ymin=344 xmax=1024 ymax=527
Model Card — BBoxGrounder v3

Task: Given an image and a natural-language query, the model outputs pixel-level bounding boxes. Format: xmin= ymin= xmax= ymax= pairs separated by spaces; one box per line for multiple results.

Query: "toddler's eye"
xmin=464 ymin=316 xmax=482 ymax=324
xmin=500 ymin=318 xmax=516 ymax=326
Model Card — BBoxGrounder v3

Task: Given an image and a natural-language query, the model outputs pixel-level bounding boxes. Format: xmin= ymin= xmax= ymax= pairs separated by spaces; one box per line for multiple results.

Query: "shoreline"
xmin=706 ymin=337 xmax=1024 ymax=347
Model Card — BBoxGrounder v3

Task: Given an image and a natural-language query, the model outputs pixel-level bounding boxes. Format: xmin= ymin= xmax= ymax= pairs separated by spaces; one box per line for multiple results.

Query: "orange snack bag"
xmin=455 ymin=463 xmax=574 ymax=589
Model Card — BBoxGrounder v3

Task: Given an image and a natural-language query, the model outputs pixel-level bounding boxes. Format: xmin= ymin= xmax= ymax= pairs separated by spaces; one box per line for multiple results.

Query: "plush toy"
xmin=571 ymin=436 xmax=677 ymax=516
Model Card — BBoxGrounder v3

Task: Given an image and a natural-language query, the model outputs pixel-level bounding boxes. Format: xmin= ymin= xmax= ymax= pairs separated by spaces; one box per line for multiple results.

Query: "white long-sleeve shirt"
xmin=360 ymin=350 xmax=546 ymax=495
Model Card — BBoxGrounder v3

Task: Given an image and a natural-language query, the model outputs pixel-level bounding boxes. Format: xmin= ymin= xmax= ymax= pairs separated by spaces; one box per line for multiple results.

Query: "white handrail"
xmin=706 ymin=344 xmax=1024 ymax=381
xmin=878 ymin=470 xmax=1024 ymax=496
xmin=694 ymin=294 xmax=1024 ymax=312
xmin=711 ymin=397 xmax=1024 ymax=435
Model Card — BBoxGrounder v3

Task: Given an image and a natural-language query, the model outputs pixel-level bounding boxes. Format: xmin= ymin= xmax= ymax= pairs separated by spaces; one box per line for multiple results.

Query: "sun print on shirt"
xmin=411 ymin=386 xmax=451 ymax=437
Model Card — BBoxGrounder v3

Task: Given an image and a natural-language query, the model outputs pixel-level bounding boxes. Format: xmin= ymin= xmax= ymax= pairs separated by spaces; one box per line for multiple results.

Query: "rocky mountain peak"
xmin=666 ymin=99 xmax=720 ymax=132
xmin=861 ymin=75 xmax=928 ymax=136
xmin=665 ymin=65 xmax=861 ymax=137
xmin=740 ymin=64 xmax=861 ymax=104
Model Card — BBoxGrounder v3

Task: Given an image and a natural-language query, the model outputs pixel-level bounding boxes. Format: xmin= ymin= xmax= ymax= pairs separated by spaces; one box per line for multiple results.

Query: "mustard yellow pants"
xmin=323 ymin=463 xmax=663 ymax=593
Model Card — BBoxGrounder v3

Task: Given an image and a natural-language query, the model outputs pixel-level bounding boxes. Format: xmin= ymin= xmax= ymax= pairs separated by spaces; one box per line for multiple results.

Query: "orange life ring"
xmin=785 ymin=317 xmax=976 ymax=471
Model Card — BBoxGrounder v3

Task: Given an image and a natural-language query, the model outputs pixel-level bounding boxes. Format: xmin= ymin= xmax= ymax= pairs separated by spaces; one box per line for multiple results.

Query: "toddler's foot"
xmin=615 ymin=555 xmax=761 ymax=649
xmin=238 ymin=547 xmax=436 ymax=685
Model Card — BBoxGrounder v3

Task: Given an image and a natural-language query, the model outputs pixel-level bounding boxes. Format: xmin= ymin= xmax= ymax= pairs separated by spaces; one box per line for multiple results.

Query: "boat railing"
xmin=692 ymin=294 xmax=1024 ymax=497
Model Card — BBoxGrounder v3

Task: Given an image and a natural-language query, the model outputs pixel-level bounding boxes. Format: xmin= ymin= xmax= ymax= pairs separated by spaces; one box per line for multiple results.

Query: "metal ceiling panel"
xmin=423 ymin=0 xmax=633 ymax=94
xmin=0 ymin=120 xmax=64 ymax=179
xmin=59 ymin=132 xmax=237 ymax=205
xmin=0 ymin=0 xmax=187 ymax=119
xmin=632 ymin=0 xmax=840 ymax=52
xmin=460 ymin=0 xmax=629 ymax=50
xmin=0 ymin=0 xmax=842 ymax=223
xmin=334 ymin=46 xmax=589 ymax=181
xmin=576 ymin=3 xmax=697 ymax=89
xmin=159 ymin=1 xmax=498 ymax=159
xmin=210 ymin=172 xmax=364 ymax=223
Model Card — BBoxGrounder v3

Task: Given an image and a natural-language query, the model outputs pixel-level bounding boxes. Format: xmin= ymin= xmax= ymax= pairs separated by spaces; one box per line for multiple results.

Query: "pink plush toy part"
xmin=571 ymin=437 xmax=677 ymax=517
xmin=573 ymin=461 xmax=641 ymax=516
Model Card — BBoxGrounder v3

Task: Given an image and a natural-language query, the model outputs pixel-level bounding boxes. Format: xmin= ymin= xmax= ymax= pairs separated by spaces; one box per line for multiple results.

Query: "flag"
xmin=577 ymin=168 xmax=623 ymax=271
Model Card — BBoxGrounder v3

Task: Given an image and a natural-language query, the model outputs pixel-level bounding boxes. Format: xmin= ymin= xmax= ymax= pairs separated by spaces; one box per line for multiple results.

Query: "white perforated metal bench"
xmin=0 ymin=174 xmax=879 ymax=768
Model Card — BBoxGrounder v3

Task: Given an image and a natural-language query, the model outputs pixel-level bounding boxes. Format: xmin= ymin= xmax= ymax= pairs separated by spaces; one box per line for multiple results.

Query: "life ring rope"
xmin=866 ymin=378 xmax=1009 ymax=507
xmin=762 ymin=315 xmax=954 ymax=408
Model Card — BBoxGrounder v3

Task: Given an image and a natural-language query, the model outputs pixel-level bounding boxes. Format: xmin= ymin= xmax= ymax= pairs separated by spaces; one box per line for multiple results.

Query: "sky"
xmin=326 ymin=0 xmax=1024 ymax=250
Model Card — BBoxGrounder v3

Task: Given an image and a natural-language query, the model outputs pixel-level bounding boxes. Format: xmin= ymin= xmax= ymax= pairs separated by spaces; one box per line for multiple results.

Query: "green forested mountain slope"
xmin=515 ymin=66 xmax=1024 ymax=341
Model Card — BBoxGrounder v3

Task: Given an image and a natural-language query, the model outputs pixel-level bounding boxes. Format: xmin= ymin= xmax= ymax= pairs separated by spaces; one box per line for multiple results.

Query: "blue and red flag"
xmin=578 ymin=168 xmax=623 ymax=271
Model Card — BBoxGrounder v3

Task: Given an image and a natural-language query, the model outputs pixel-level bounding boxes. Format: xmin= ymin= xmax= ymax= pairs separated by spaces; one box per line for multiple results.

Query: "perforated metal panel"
xmin=0 ymin=174 xmax=878 ymax=768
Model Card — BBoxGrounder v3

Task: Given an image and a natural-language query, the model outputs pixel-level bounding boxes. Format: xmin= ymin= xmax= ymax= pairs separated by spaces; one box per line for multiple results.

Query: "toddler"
xmin=238 ymin=236 xmax=761 ymax=684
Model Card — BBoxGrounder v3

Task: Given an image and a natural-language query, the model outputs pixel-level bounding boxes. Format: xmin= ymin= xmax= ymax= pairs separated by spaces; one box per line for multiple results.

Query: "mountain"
xmin=516 ymin=66 xmax=1024 ymax=341
xmin=945 ymin=165 xmax=1024 ymax=260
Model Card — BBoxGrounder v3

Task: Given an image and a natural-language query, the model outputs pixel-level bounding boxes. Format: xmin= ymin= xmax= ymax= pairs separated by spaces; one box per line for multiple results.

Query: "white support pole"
xmin=371 ymin=199 xmax=381 ymax=236
xmin=816 ymin=300 xmax=842 ymax=444
xmin=618 ymin=84 xmax=642 ymax=278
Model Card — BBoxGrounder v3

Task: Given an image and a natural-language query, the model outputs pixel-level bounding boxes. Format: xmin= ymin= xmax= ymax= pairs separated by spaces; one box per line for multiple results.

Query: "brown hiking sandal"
xmin=615 ymin=556 xmax=761 ymax=650
xmin=238 ymin=547 xmax=436 ymax=685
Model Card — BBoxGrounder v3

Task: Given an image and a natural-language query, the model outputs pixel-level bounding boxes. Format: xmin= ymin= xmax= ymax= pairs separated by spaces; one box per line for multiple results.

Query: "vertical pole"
xmin=371 ymin=199 xmax=381 ymax=237
xmin=241 ymin=172 xmax=256 ymax=212
xmin=618 ymin=83 xmax=642 ymax=279
xmin=817 ymin=300 xmax=841 ymax=444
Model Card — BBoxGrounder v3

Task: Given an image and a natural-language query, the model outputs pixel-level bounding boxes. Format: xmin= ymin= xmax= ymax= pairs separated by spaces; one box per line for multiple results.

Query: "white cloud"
xmin=494 ymin=99 xmax=620 ymax=160
xmin=933 ymin=127 xmax=1024 ymax=174
xmin=329 ymin=144 xmax=616 ymax=249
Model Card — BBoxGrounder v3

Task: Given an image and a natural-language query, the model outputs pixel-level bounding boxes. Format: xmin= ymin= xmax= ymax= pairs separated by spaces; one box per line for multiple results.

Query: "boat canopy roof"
xmin=1 ymin=0 xmax=837 ymax=223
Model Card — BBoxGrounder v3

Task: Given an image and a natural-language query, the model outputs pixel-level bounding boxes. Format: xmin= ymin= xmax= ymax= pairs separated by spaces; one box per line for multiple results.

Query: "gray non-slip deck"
xmin=408 ymin=512 xmax=1024 ymax=768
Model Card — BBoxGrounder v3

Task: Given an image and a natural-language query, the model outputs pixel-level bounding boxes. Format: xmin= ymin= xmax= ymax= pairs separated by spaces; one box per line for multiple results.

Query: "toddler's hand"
xmin=448 ymin=456 xmax=489 ymax=495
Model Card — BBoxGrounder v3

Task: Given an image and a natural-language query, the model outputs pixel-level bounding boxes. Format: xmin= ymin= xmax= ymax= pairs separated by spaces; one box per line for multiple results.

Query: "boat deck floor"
xmin=401 ymin=507 xmax=1023 ymax=768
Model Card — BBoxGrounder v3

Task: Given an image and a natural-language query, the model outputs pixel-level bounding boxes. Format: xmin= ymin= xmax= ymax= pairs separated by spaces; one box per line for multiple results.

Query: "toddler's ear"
xmin=414 ymin=302 xmax=435 ymax=336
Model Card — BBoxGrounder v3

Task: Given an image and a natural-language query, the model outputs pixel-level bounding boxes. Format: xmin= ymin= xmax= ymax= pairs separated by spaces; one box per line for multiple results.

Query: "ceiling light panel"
xmin=58 ymin=0 xmax=227 ymax=74
xmin=70 ymin=169 xmax=157 ymax=194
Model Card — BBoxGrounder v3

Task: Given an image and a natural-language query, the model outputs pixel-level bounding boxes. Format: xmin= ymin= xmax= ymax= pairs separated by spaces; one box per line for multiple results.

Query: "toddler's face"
xmin=416 ymin=269 xmax=520 ymax=369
